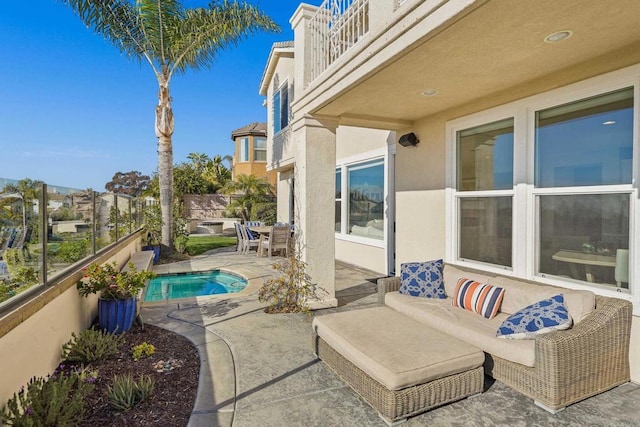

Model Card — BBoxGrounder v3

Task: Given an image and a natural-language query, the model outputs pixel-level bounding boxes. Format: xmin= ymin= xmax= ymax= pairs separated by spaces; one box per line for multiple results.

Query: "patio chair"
xmin=245 ymin=221 xmax=263 ymax=227
xmin=258 ymin=224 xmax=290 ymax=258
xmin=240 ymin=224 xmax=260 ymax=255
xmin=234 ymin=222 xmax=245 ymax=252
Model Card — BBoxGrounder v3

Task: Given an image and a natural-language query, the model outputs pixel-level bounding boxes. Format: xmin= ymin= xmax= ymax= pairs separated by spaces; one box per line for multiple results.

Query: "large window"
xmin=254 ymin=137 xmax=266 ymax=162
xmin=457 ymin=118 xmax=514 ymax=191
xmin=273 ymin=82 xmax=289 ymax=134
xmin=450 ymin=84 xmax=634 ymax=291
xmin=456 ymin=119 xmax=514 ymax=267
xmin=535 ymin=88 xmax=633 ymax=288
xmin=535 ymin=88 xmax=633 ymax=187
xmin=335 ymin=158 xmax=385 ymax=241
xmin=239 ymin=138 xmax=249 ymax=162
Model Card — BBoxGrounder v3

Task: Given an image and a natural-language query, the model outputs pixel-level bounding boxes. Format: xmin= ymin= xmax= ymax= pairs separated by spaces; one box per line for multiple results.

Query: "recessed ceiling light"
xmin=603 ymin=120 xmax=616 ymax=125
xmin=422 ymin=89 xmax=438 ymax=96
xmin=544 ymin=30 xmax=573 ymax=43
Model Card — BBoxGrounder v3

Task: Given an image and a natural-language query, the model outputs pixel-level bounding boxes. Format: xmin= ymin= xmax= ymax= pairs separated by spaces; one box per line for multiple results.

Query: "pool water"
xmin=144 ymin=270 xmax=247 ymax=302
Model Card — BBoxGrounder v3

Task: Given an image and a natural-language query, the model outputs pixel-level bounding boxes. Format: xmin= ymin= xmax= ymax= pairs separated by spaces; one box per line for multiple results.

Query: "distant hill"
xmin=0 ymin=177 xmax=85 ymax=195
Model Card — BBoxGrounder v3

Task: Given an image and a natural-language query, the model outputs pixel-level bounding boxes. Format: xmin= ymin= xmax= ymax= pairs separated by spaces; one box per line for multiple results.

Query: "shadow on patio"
xmin=141 ymin=252 xmax=640 ymax=426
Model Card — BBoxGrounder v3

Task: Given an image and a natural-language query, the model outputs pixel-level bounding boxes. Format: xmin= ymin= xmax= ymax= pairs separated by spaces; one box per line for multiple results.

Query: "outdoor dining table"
xmin=248 ymin=226 xmax=272 ymax=257
xmin=551 ymin=249 xmax=616 ymax=282
xmin=248 ymin=225 xmax=272 ymax=235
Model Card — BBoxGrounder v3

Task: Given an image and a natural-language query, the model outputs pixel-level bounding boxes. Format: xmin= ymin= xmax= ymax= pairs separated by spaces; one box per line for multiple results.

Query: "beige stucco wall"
xmin=335 ymin=239 xmax=386 ymax=275
xmin=0 ymin=286 xmax=98 ymax=405
xmin=394 ymin=115 xmax=447 ymax=269
xmin=0 ymin=236 xmax=142 ymax=405
xmin=336 ymin=126 xmax=392 ymax=159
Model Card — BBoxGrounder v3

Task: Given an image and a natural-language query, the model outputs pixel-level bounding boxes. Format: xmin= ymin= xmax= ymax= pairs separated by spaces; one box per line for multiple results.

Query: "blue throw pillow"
xmin=399 ymin=259 xmax=446 ymax=299
xmin=497 ymin=294 xmax=572 ymax=339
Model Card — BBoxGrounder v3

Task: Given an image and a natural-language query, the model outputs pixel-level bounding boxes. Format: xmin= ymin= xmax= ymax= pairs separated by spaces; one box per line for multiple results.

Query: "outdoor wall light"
xmin=398 ymin=132 xmax=419 ymax=147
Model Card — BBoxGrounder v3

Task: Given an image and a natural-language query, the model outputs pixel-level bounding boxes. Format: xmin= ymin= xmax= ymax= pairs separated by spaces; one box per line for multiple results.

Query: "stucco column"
xmin=293 ymin=114 xmax=338 ymax=309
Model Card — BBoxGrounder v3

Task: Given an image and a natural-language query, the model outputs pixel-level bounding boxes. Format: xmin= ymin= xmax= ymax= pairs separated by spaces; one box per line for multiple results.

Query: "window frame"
xmin=254 ymin=137 xmax=267 ymax=162
xmin=273 ymin=81 xmax=289 ymax=135
xmin=335 ymin=147 xmax=388 ymax=248
xmin=446 ymin=69 xmax=638 ymax=311
xmin=239 ymin=137 xmax=249 ymax=162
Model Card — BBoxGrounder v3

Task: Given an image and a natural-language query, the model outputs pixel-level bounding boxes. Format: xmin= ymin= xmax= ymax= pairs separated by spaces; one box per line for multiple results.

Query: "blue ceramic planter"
xmin=98 ymin=297 xmax=137 ymax=334
xmin=142 ymin=245 xmax=160 ymax=264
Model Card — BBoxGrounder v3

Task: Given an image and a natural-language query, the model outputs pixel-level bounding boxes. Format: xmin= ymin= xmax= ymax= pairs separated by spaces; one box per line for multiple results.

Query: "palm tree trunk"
xmin=156 ymin=75 xmax=174 ymax=251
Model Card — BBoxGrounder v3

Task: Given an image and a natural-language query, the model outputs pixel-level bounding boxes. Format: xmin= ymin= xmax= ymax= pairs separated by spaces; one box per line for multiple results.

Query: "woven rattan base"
xmin=314 ymin=335 xmax=484 ymax=423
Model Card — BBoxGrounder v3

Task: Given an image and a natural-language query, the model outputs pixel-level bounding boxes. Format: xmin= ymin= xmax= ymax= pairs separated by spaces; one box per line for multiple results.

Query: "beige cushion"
xmin=490 ymin=276 xmax=595 ymax=324
xmin=443 ymin=265 xmax=493 ymax=298
xmin=385 ymin=292 xmax=536 ymax=367
xmin=312 ymin=306 xmax=484 ymax=391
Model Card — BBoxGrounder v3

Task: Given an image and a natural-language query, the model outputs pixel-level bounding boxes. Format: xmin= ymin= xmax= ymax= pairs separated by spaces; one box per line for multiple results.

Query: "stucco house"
xmin=260 ymin=0 xmax=640 ymax=383
xmin=230 ymin=121 xmax=277 ymax=190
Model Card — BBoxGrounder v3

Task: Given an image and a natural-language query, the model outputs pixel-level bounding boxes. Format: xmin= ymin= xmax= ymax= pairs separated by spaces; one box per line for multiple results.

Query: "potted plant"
xmin=77 ymin=262 xmax=155 ymax=333
xmin=142 ymin=203 xmax=163 ymax=264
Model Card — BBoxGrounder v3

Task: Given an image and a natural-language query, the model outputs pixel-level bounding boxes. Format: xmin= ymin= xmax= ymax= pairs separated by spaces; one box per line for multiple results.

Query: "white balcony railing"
xmin=309 ymin=0 xmax=370 ymax=82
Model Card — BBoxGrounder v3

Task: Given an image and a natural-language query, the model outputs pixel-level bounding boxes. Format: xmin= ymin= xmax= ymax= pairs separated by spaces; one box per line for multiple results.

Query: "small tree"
xmin=223 ymin=174 xmax=272 ymax=221
xmin=258 ymin=235 xmax=325 ymax=314
xmin=105 ymin=171 xmax=150 ymax=196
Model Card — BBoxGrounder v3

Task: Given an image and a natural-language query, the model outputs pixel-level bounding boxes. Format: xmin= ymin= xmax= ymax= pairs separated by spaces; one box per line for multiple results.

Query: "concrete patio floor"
xmin=141 ymin=249 xmax=640 ymax=427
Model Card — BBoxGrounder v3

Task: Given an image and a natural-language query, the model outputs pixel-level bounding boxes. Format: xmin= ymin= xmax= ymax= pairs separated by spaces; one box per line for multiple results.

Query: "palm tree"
xmin=223 ymin=174 xmax=271 ymax=221
xmin=187 ymin=152 xmax=211 ymax=172
xmin=62 ymin=0 xmax=278 ymax=250
xmin=203 ymin=154 xmax=232 ymax=190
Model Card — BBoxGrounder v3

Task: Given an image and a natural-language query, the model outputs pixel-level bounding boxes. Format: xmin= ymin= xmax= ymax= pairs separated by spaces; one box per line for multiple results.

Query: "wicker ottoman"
xmin=312 ymin=307 xmax=484 ymax=424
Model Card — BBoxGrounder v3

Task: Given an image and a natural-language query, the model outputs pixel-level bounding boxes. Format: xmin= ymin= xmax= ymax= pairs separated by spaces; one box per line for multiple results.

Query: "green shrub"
xmin=251 ymin=201 xmax=277 ymax=225
xmin=61 ymin=328 xmax=124 ymax=363
xmin=108 ymin=374 xmax=155 ymax=411
xmin=1 ymin=370 xmax=94 ymax=426
xmin=55 ymin=239 xmax=89 ymax=263
xmin=131 ymin=342 xmax=156 ymax=361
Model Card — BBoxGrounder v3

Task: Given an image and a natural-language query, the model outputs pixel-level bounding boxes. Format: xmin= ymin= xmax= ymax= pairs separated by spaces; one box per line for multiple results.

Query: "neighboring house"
xmin=230 ymin=121 xmax=277 ymax=190
xmin=262 ymin=0 xmax=640 ymax=382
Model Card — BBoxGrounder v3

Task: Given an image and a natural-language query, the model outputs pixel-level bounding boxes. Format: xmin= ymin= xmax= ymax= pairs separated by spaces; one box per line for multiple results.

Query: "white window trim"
xmin=446 ymin=65 xmax=640 ymax=313
xmin=254 ymin=137 xmax=267 ymax=163
xmin=274 ymin=80 xmax=289 ymax=136
xmin=335 ymin=146 xmax=389 ymax=249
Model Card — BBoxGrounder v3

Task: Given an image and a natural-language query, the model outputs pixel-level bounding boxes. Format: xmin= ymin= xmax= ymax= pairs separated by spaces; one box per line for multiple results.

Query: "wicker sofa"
xmin=377 ymin=263 xmax=632 ymax=413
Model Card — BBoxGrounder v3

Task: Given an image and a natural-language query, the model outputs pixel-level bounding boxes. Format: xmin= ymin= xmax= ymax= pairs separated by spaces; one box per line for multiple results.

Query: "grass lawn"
xmin=186 ymin=235 xmax=237 ymax=256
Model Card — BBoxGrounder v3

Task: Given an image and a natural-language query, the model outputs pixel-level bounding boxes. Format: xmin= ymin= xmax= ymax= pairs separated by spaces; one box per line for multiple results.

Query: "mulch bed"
xmin=79 ymin=323 xmax=199 ymax=426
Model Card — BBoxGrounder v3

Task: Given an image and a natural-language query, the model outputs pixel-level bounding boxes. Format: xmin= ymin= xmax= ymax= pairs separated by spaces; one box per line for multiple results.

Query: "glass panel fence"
xmin=0 ymin=180 xmax=144 ymax=305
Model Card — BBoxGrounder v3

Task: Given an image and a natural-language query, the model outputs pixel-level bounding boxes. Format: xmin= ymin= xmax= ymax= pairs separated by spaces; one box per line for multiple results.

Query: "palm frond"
xmin=61 ymin=0 xmax=155 ymax=71
xmin=168 ymin=0 xmax=279 ymax=77
xmin=136 ymin=0 xmax=182 ymax=67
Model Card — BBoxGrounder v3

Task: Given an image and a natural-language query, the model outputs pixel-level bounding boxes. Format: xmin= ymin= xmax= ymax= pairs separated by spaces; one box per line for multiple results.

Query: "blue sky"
xmin=0 ymin=1 xmax=302 ymax=191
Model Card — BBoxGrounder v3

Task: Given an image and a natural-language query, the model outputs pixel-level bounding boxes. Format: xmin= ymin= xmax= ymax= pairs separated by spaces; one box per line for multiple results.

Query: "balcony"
xmin=308 ymin=0 xmax=371 ymax=82
xmin=294 ymin=0 xmax=640 ymax=130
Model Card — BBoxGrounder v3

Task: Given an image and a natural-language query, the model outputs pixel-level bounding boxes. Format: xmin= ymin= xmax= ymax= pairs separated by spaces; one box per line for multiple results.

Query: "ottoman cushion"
xmin=312 ymin=306 xmax=484 ymax=391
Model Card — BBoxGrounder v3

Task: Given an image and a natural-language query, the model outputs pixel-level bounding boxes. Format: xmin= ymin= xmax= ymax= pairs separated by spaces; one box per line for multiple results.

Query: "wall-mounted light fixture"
xmin=398 ymin=132 xmax=419 ymax=147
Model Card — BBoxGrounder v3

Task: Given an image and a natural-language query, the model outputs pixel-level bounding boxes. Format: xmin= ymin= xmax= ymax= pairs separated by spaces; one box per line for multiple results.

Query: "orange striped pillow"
xmin=453 ymin=278 xmax=505 ymax=319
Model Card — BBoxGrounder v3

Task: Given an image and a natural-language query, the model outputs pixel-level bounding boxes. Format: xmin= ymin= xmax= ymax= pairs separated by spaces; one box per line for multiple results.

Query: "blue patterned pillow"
xmin=399 ymin=260 xmax=446 ymax=299
xmin=497 ymin=294 xmax=572 ymax=339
